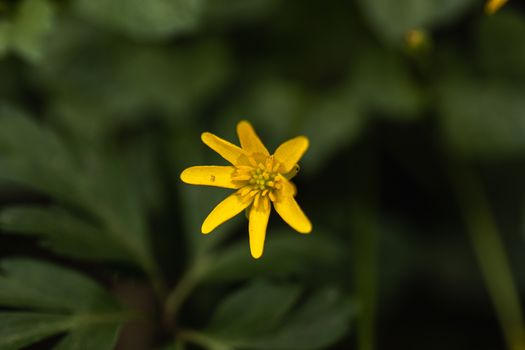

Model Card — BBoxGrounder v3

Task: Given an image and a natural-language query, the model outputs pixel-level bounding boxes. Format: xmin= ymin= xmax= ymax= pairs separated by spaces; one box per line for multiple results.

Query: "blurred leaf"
xmin=214 ymin=76 xmax=365 ymax=174
xmin=213 ymin=76 xmax=359 ymax=181
xmin=220 ymin=77 xmax=363 ymax=175
xmin=10 ymin=0 xmax=55 ymax=62
xmin=72 ymin=0 xmax=203 ymax=40
xmin=245 ymin=288 xmax=355 ymax=350
xmin=438 ymin=78 xmax=525 ymax=158
xmin=358 ymin=0 xmax=474 ymax=42
xmin=204 ymin=283 xmax=354 ymax=350
xmin=0 ymin=0 xmax=55 ymax=61
xmin=0 ymin=22 xmax=10 ymax=56
xmin=206 ymin=281 xmax=301 ymax=338
xmin=0 ymin=259 xmax=125 ymax=350
xmin=67 ymin=152 xmax=158 ymax=276
xmin=0 ymin=106 xmax=155 ymax=271
xmin=119 ymin=133 xmax=164 ymax=212
xmin=52 ymin=324 xmax=122 ymax=350
xmin=0 ymin=259 xmax=118 ymax=310
xmin=477 ymin=12 xmax=525 ymax=80
xmin=0 ymin=105 xmax=86 ymax=205
xmin=218 ymin=78 xmax=306 ymax=148
xmin=0 ymin=206 xmax=133 ymax=263
xmin=202 ymin=232 xmax=344 ymax=283
xmin=177 ymin=184 xmax=237 ymax=256
xmin=85 ymin=157 xmax=149 ymax=253
xmin=40 ymin=33 xmax=230 ymax=142
xmin=205 ymin=0 xmax=280 ymax=24
xmin=0 ymin=313 xmax=120 ymax=350
xmin=299 ymin=91 xmax=363 ymax=175
xmin=352 ymin=50 xmax=424 ymax=120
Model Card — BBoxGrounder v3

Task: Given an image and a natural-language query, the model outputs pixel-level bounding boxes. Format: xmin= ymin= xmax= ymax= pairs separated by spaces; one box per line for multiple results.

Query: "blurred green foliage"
xmin=0 ymin=259 xmax=124 ymax=349
xmin=0 ymin=0 xmax=524 ymax=349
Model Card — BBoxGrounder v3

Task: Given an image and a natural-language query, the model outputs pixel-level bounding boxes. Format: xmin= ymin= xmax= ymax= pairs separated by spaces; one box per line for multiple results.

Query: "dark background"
xmin=1 ymin=0 xmax=525 ymax=349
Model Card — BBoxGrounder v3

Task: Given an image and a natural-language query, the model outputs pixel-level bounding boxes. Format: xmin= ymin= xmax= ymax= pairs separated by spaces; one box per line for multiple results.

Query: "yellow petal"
xmin=249 ymin=196 xmax=271 ymax=259
xmin=274 ymin=136 xmax=309 ymax=173
xmin=180 ymin=166 xmax=240 ymax=189
xmin=485 ymin=0 xmax=508 ymax=14
xmin=276 ymin=174 xmax=297 ymax=197
xmin=201 ymin=132 xmax=244 ymax=165
xmin=236 ymin=120 xmax=270 ymax=156
xmin=274 ymin=181 xmax=311 ymax=234
xmin=202 ymin=190 xmax=251 ymax=234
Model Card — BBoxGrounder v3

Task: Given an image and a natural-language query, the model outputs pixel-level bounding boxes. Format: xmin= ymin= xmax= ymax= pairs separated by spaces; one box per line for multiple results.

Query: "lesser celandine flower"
xmin=405 ymin=29 xmax=428 ymax=49
xmin=485 ymin=0 xmax=508 ymax=14
xmin=180 ymin=121 xmax=312 ymax=259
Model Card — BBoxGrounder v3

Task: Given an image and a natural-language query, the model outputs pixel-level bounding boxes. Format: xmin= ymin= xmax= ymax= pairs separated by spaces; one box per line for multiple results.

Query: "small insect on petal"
xmin=180 ymin=166 xmax=239 ymax=189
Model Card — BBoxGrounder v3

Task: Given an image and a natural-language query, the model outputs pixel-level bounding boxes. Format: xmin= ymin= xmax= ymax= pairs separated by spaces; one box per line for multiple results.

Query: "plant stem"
xmin=351 ymin=203 xmax=378 ymax=350
xmin=450 ymin=164 xmax=525 ymax=350
xmin=140 ymin=251 xmax=168 ymax=300
xmin=164 ymin=256 xmax=209 ymax=328
xmin=350 ymin=149 xmax=379 ymax=350
xmin=102 ymin=214 xmax=167 ymax=300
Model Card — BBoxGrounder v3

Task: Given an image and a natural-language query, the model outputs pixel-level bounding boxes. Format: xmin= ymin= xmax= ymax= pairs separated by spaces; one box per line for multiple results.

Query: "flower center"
xmin=233 ymin=155 xmax=282 ymax=205
xmin=249 ymin=166 xmax=277 ymax=191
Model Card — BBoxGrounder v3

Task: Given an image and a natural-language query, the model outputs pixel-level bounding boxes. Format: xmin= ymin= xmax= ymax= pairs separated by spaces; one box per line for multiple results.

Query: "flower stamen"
xmin=236 ymin=158 xmax=283 ymax=208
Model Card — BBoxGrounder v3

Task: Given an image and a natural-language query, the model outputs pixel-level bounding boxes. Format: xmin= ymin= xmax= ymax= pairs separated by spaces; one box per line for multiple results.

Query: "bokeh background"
xmin=1 ymin=0 xmax=525 ymax=349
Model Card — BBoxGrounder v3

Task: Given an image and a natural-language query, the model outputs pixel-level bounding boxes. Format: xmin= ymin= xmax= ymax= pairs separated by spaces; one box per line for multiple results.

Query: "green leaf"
xmin=218 ymin=78 xmax=306 ymax=148
xmin=0 ymin=22 xmax=11 ymax=57
xmin=0 ymin=106 xmax=155 ymax=271
xmin=438 ymin=78 xmax=525 ymax=159
xmin=202 ymin=232 xmax=344 ymax=283
xmin=0 ymin=259 xmax=125 ymax=350
xmin=52 ymin=323 xmax=122 ymax=350
xmin=352 ymin=49 xmax=424 ymax=120
xmin=205 ymin=0 xmax=280 ymax=25
xmin=212 ymin=76 xmax=359 ymax=176
xmin=477 ymin=12 xmax=525 ymax=79
xmin=0 ymin=259 xmax=118 ymax=311
xmin=0 ymin=206 xmax=133 ymax=263
xmin=0 ymin=0 xmax=55 ymax=62
xmin=0 ymin=312 xmax=73 ymax=350
xmin=0 ymin=105 xmax=86 ymax=205
xmin=0 ymin=106 xmax=68 ymax=158
xmin=10 ymin=0 xmax=55 ymax=62
xmin=299 ymin=91 xmax=363 ymax=175
xmin=358 ymin=0 xmax=474 ymax=42
xmin=41 ymin=33 xmax=230 ymax=142
xmin=204 ymin=283 xmax=354 ymax=350
xmin=206 ymin=281 xmax=301 ymax=338
xmin=246 ymin=288 xmax=355 ymax=350
xmin=62 ymin=152 xmax=157 ymax=275
xmin=0 ymin=312 xmax=122 ymax=350
xmin=72 ymin=0 xmax=203 ymax=40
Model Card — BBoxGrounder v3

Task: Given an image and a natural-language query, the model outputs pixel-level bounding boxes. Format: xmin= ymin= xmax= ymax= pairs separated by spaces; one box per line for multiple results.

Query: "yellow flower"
xmin=485 ymin=0 xmax=508 ymax=14
xmin=180 ymin=121 xmax=312 ymax=259
xmin=405 ymin=29 xmax=428 ymax=49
